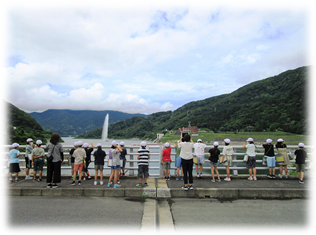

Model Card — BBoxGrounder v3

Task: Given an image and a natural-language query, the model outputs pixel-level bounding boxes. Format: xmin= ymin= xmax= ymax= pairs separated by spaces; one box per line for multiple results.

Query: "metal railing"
xmin=1 ymin=144 xmax=313 ymax=177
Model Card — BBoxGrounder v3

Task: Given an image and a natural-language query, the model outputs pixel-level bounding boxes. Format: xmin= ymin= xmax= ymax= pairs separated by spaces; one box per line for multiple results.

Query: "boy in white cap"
xmin=31 ymin=140 xmax=45 ymax=181
xmin=194 ymin=139 xmax=206 ymax=178
xmin=25 ymin=138 xmax=34 ymax=179
xmin=243 ymin=138 xmax=257 ymax=180
xmin=208 ymin=142 xmax=221 ymax=182
xmin=69 ymin=142 xmax=78 ymax=180
xmin=262 ymin=139 xmax=276 ymax=179
xmin=137 ymin=141 xmax=150 ymax=187
xmin=162 ymin=140 xmax=172 ymax=180
xmin=223 ymin=139 xmax=233 ymax=181
xmin=295 ymin=143 xmax=308 ymax=184
xmin=70 ymin=141 xmax=86 ymax=186
xmin=9 ymin=143 xmax=21 ymax=182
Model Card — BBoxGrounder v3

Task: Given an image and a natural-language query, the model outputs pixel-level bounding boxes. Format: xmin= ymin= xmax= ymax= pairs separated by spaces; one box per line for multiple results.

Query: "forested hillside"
xmin=98 ymin=66 xmax=307 ymax=139
xmin=29 ymin=110 xmax=147 ymax=136
xmin=5 ymin=102 xmax=53 ymax=144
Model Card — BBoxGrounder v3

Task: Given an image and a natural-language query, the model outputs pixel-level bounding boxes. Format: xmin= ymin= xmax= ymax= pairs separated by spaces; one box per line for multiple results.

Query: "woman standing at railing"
xmin=46 ymin=133 xmax=64 ymax=188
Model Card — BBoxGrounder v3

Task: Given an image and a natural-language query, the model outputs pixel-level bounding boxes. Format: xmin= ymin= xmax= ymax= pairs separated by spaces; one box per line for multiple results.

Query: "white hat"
xmin=246 ymin=138 xmax=254 ymax=142
xmin=298 ymin=143 xmax=305 ymax=148
xmin=96 ymin=143 xmax=102 ymax=147
xmin=120 ymin=142 xmax=125 ymax=146
xmin=111 ymin=141 xmax=118 ymax=146
xmin=74 ymin=142 xmax=78 ymax=146
xmin=140 ymin=141 xmax=147 ymax=147
xmin=266 ymin=139 xmax=273 ymax=144
xmin=197 ymin=139 xmax=202 ymax=142
xmin=214 ymin=141 xmax=219 ymax=146
xmin=26 ymin=138 xmax=33 ymax=143
xmin=277 ymin=138 xmax=284 ymax=142
xmin=12 ymin=143 xmax=19 ymax=148
xmin=83 ymin=143 xmax=89 ymax=148
xmin=224 ymin=139 xmax=230 ymax=144
xmin=36 ymin=140 xmax=42 ymax=145
xmin=164 ymin=142 xmax=170 ymax=147
xmin=77 ymin=141 xmax=83 ymax=146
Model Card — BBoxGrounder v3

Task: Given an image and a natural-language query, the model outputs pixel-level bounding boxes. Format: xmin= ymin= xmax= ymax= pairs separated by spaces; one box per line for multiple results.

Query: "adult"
xmin=46 ymin=133 xmax=64 ymax=188
xmin=177 ymin=134 xmax=194 ymax=190
xmin=275 ymin=138 xmax=290 ymax=179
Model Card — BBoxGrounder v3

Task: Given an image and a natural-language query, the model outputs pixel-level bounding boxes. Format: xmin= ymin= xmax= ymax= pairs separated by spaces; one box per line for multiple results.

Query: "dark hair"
xmin=111 ymin=145 xmax=116 ymax=149
xmin=141 ymin=146 xmax=146 ymax=149
xmin=249 ymin=141 xmax=254 ymax=144
xmin=50 ymin=133 xmax=60 ymax=145
xmin=183 ymin=134 xmax=191 ymax=142
xmin=97 ymin=146 xmax=103 ymax=154
xmin=37 ymin=144 xmax=42 ymax=147
xmin=225 ymin=142 xmax=230 ymax=146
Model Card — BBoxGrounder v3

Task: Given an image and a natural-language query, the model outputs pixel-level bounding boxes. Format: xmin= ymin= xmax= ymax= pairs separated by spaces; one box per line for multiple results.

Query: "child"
xmin=295 ymin=143 xmax=308 ymax=184
xmin=136 ymin=141 xmax=150 ymax=187
xmin=311 ymin=145 xmax=316 ymax=182
xmin=31 ymin=140 xmax=45 ymax=181
xmin=173 ymin=141 xmax=183 ymax=180
xmin=69 ymin=142 xmax=78 ymax=180
xmin=223 ymin=138 xmax=233 ymax=181
xmin=82 ymin=142 xmax=94 ymax=180
xmin=243 ymin=138 xmax=257 ymax=180
xmin=9 ymin=143 xmax=21 ymax=183
xmin=162 ymin=141 xmax=171 ymax=180
xmin=94 ymin=143 xmax=106 ymax=185
xmin=70 ymin=141 xmax=86 ymax=186
xmin=262 ymin=138 xmax=276 ymax=179
xmin=107 ymin=141 xmax=122 ymax=188
xmin=120 ymin=142 xmax=127 ymax=176
xmin=194 ymin=139 xmax=206 ymax=178
xmin=25 ymin=138 xmax=34 ymax=180
xmin=275 ymin=138 xmax=290 ymax=179
xmin=208 ymin=142 xmax=221 ymax=182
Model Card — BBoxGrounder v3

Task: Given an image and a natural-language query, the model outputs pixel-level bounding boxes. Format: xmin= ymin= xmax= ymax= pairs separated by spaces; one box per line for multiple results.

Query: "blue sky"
xmin=1 ymin=0 xmax=313 ymax=114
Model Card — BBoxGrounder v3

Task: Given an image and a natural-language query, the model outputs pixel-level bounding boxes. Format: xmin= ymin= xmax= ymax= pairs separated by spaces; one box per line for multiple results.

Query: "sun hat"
xmin=140 ymin=141 xmax=147 ymax=147
xmin=214 ymin=141 xmax=219 ymax=146
xmin=26 ymin=138 xmax=33 ymax=143
xmin=197 ymin=139 xmax=202 ymax=142
xmin=164 ymin=142 xmax=170 ymax=147
xmin=246 ymin=138 xmax=254 ymax=142
xmin=298 ymin=143 xmax=305 ymax=148
xmin=224 ymin=139 xmax=230 ymax=144
xmin=36 ymin=140 xmax=42 ymax=145
xmin=83 ymin=143 xmax=89 ymax=148
xmin=120 ymin=142 xmax=125 ymax=146
xmin=277 ymin=138 xmax=284 ymax=142
xmin=96 ymin=143 xmax=102 ymax=147
xmin=266 ymin=139 xmax=273 ymax=144
xmin=74 ymin=142 xmax=78 ymax=146
xmin=12 ymin=143 xmax=19 ymax=148
xmin=111 ymin=141 xmax=118 ymax=146
xmin=77 ymin=141 xmax=83 ymax=146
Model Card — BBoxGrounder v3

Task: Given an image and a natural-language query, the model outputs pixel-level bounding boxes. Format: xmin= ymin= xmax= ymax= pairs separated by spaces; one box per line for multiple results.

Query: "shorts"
xmin=9 ymin=163 xmax=20 ymax=173
xmin=121 ymin=159 xmax=126 ymax=168
xmin=176 ymin=156 xmax=182 ymax=168
xmin=33 ymin=159 xmax=44 ymax=172
xmin=25 ymin=157 xmax=32 ymax=169
xmin=266 ymin=156 xmax=276 ymax=168
xmin=138 ymin=165 xmax=149 ymax=178
xmin=95 ymin=164 xmax=104 ymax=171
xmin=224 ymin=155 xmax=232 ymax=166
xmin=195 ymin=155 xmax=205 ymax=165
xmin=246 ymin=156 xmax=256 ymax=169
xmin=163 ymin=161 xmax=171 ymax=170
xmin=296 ymin=164 xmax=305 ymax=172
xmin=74 ymin=163 xmax=84 ymax=172
xmin=210 ymin=162 xmax=218 ymax=167
xmin=111 ymin=165 xmax=121 ymax=170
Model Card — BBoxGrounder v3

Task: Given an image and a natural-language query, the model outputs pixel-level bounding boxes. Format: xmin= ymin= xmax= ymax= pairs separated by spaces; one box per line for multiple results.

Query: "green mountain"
xmin=29 ymin=110 xmax=147 ymax=137
xmin=5 ymin=101 xmax=53 ymax=144
xmin=90 ymin=66 xmax=307 ymax=140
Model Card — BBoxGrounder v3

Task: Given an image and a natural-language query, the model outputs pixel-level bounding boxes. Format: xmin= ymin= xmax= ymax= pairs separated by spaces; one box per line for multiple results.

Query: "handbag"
xmin=276 ymin=153 xmax=285 ymax=163
xmin=47 ymin=145 xmax=55 ymax=162
xmin=108 ymin=149 xmax=113 ymax=167
xmin=219 ymin=155 xmax=227 ymax=164
xmin=193 ymin=156 xmax=198 ymax=164
xmin=243 ymin=154 xmax=249 ymax=162
xmin=262 ymin=156 xmax=267 ymax=165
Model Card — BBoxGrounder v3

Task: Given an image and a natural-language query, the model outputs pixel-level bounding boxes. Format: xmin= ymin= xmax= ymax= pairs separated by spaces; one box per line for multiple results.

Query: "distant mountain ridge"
xmin=29 ymin=109 xmax=147 ymax=136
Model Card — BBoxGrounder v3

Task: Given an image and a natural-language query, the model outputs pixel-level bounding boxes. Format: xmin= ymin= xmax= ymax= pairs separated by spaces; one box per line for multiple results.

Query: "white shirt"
xmin=194 ymin=143 xmax=206 ymax=156
xmin=246 ymin=144 xmax=256 ymax=157
xmin=223 ymin=145 xmax=234 ymax=156
xmin=178 ymin=142 xmax=194 ymax=160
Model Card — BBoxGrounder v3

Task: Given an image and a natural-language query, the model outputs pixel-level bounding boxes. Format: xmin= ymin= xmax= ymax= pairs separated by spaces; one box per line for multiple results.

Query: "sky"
xmin=1 ymin=0 xmax=314 ymax=115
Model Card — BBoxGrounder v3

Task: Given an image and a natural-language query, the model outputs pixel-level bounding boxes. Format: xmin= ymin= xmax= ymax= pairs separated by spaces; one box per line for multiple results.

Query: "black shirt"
xmin=94 ymin=150 xmax=106 ymax=165
xmin=262 ymin=144 xmax=275 ymax=156
xmin=208 ymin=148 xmax=220 ymax=163
xmin=294 ymin=149 xmax=307 ymax=164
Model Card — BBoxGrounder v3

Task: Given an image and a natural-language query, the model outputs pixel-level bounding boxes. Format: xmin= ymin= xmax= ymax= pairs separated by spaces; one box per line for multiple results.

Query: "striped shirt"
xmin=138 ymin=148 xmax=150 ymax=165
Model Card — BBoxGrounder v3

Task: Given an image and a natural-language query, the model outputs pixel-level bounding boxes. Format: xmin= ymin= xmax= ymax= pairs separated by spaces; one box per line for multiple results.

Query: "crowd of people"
xmin=8 ymin=133 xmax=309 ymax=189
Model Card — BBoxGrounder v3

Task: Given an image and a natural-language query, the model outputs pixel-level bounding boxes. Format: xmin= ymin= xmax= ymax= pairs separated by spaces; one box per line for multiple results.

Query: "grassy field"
xmin=159 ymin=131 xmax=309 ymax=145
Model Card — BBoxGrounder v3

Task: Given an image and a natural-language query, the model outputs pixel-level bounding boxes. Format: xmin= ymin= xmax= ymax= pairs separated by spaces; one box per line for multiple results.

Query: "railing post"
xmin=233 ymin=147 xmax=238 ymax=176
xmin=159 ymin=144 xmax=164 ymax=178
xmin=129 ymin=147 xmax=134 ymax=176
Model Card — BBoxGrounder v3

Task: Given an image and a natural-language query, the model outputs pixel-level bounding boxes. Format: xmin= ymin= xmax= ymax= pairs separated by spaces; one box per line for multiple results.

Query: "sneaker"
xmin=38 ymin=178 xmax=42 ymax=182
xmin=78 ymin=181 xmax=81 ymax=186
xmin=136 ymin=183 xmax=142 ymax=187
xmin=25 ymin=175 xmax=33 ymax=180
xmin=299 ymin=180 xmax=304 ymax=184
xmin=52 ymin=184 xmax=59 ymax=188
xmin=182 ymin=185 xmax=188 ymax=191
xmin=180 ymin=177 xmax=183 ymax=180
xmin=114 ymin=184 xmax=121 ymax=188
xmin=117 ymin=180 xmax=120 ymax=184
xmin=47 ymin=183 xmax=52 ymax=188
xmin=211 ymin=179 xmax=216 ymax=182
xmin=9 ymin=178 xmax=13 ymax=183
xmin=15 ymin=178 xmax=18 ymax=182
xmin=88 ymin=176 xmax=91 ymax=180
xmin=176 ymin=177 xmax=179 ymax=180
xmin=189 ymin=185 xmax=194 ymax=190
xmin=94 ymin=181 xmax=97 ymax=186
xmin=197 ymin=174 xmax=200 ymax=178
xmin=100 ymin=181 xmax=104 ymax=186
xmin=167 ymin=177 xmax=170 ymax=180
xmin=144 ymin=183 xmax=148 ymax=187
xmin=83 ymin=177 xmax=86 ymax=180
xmin=165 ymin=177 xmax=167 ymax=180
xmin=70 ymin=181 xmax=76 ymax=186
xmin=248 ymin=176 xmax=253 ymax=181
xmin=272 ymin=175 xmax=276 ymax=179
xmin=200 ymin=174 xmax=203 ymax=178
xmin=285 ymin=175 xmax=288 ymax=179
xmin=216 ymin=178 xmax=221 ymax=182
xmin=71 ymin=176 xmax=73 ymax=180
xmin=107 ymin=183 xmax=112 ymax=187
xmin=224 ymin=177 xmax=231 ymax=181
xmin=278 ymin=174 xmax=283 ymax=179
xmin=253 ymin=176 xmax=257 ymax=181
xmin=268 ymin=175 xmax=273 ymax=179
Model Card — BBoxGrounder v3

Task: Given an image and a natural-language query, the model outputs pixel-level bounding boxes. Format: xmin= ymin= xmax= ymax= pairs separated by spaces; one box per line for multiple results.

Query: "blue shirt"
xmin=9 ymin=149 xmax=20 ymax=164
